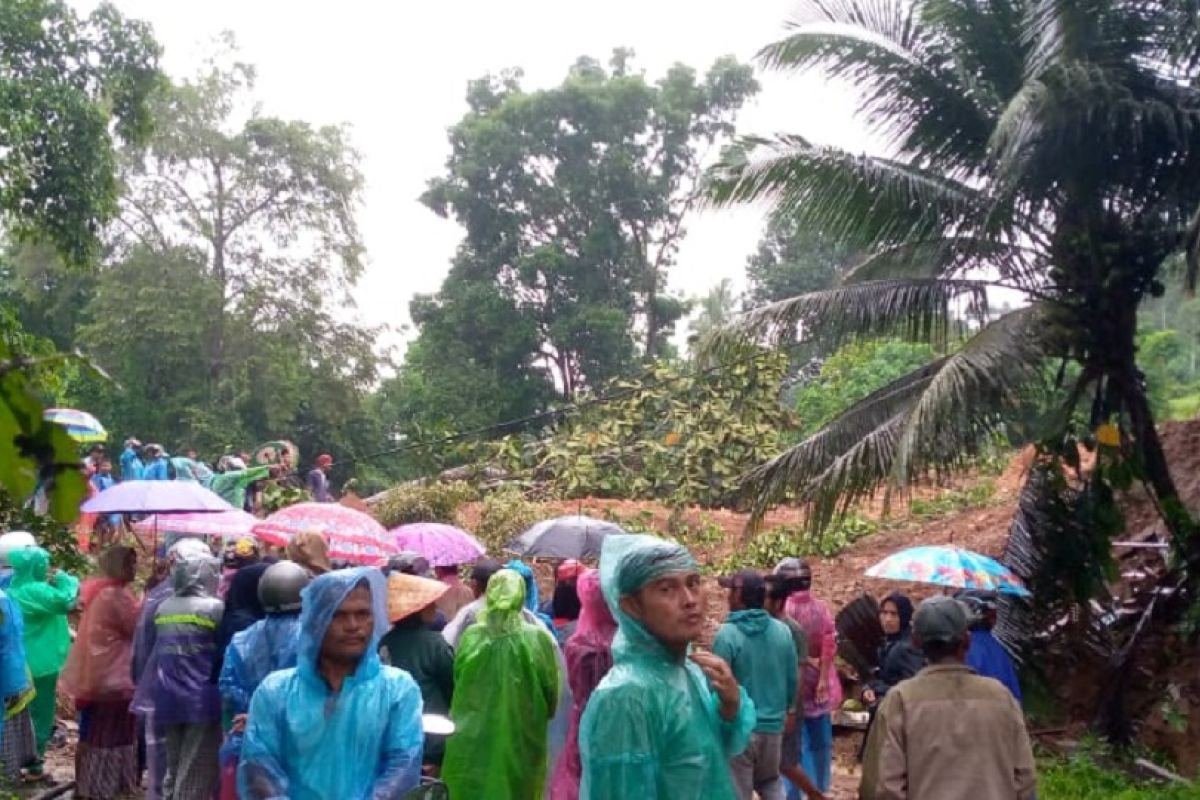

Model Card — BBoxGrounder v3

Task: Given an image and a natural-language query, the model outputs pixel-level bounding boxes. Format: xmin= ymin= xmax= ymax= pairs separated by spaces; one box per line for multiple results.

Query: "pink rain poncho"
xmin=786 ymin=591 xmax=842 ymax=716
xmin=550 ymin=569 xmax=617 ymax=800
xmin=60 ymin=548 xmax=140 ymax=703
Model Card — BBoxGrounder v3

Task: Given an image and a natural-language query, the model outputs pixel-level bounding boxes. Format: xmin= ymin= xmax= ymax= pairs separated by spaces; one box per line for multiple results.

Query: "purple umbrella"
xmin=391 ymin=522 xmax=485 ymax=567
xmin=81 ymin=480 xmax=233 ymax=515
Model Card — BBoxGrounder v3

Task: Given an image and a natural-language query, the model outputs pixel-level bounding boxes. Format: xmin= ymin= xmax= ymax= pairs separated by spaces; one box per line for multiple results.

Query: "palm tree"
xmin=705 ymin=0 xmax=1200 ymax=560
xmin=687 ymin=279 xmax=740 ymax=346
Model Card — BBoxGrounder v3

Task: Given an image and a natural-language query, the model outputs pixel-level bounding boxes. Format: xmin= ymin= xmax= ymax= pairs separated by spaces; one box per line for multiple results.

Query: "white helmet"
xmin=0 ymin=532 xmax=36 ymax=568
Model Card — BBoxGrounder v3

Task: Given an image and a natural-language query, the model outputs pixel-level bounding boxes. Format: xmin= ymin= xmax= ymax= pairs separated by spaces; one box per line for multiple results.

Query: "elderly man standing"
xmin=860 ymin=596 xmax=1037 ymax=800
xmin=579 ymin=534 xmax=755 ymax=800
xmin=239 ymin=569 xmax=423 ymax=799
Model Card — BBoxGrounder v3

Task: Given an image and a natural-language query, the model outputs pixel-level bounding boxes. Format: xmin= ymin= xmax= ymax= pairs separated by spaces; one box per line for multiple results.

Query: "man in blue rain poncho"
xmin=238 ymin=568 xmax=423 ymax=800
xmin=580 ymin=534 xmax=756 ymax=800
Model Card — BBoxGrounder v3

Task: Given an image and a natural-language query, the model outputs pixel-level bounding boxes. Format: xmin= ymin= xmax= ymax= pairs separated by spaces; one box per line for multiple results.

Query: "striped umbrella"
xmin=43 ymin=408 xmax=107 ymax=443
xmin=865 ymin=545 xmax=1031 ymax=597
xmin=253 ymin=502 xmax=397 ymax=566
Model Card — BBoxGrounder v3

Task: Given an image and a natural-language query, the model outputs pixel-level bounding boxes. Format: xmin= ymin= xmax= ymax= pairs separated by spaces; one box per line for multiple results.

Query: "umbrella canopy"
xmin=391 ymin=523 xmax=485 ymax=567
xmin=80 ymin=480 xmax=233 ymax=515
xmin=252 ymin=502 xmax=397 ymax=566
xmin=508 ymin=515 xmax=626 ymax=561
xmin=43 ymin=408 xmax=107 ymax=444
xmin=865 ymin=545 xmax=1031 ymax=597
xmin=133 ymin=509 xmax=259 ymax=541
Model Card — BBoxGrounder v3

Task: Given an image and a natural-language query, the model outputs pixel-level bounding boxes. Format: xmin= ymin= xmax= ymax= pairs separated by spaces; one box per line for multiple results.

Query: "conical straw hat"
xmin=387 ymin=573 xmax=450 ymax=623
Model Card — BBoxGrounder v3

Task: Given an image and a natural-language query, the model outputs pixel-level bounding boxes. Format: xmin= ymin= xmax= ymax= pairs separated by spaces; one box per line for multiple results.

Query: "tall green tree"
xmin=0 ymin=0 xmax=160 ymax=521
xmin=706 ymin=0 xmax=1200 ymax=557
xmin=115 ymin=43 xmax=367 ymax=395
xmin=744 ymin=216 xmax=851 ymax=307
xmin=418 ymin=51 xmax=758 ymax=403
xmin=687 ymin=279 xmax=739 ymax=346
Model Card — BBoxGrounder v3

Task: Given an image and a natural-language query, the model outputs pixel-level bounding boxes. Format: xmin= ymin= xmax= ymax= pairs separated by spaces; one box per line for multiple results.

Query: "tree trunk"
xmin=1124 ymin=373 xmax=1199 ymax=564
xmin=644 ymin=271 xmax=658 ymax=361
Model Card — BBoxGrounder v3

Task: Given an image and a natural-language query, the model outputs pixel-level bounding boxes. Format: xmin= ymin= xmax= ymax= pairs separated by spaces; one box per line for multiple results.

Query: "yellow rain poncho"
xmin=441 ymin=569 xmax=560 ymax=800
xmin=579 ymin=534 xmax=755 ymax=800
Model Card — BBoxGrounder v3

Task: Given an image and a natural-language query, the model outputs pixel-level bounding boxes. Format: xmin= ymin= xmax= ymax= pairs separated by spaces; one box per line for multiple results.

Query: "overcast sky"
xmin=95 ymin=0 xmax=874 ymax=355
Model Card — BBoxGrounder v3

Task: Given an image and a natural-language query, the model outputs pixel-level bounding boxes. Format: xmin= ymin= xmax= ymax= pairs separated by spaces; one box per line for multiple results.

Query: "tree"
xmin=687 ymin=279 xmax=739 ymax=346
xmin=1 ymin=0 xmax=161 ymax=266
xmin=706 ymin=0 xmax=1200 ymax=558
xmin=115 ymin=42 xmax=367 ymax=396
xmin=744 ymin=216 xmax=851 ymax=307
xmin=418 ymin=51 xmax=758 ymax=402
xmin=0 ymin=0 xmax=160 ymax=522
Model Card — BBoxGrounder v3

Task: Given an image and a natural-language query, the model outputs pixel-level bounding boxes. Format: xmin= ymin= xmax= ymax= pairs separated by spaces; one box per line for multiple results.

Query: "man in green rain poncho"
xmin=441 ymin=568 xmax=560 ymax=799
xmin=579 ymin=534 xmax=757 ymax=800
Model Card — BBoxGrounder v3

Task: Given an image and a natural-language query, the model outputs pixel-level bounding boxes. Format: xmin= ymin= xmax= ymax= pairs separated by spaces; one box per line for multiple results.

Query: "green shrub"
xmin=718 ymin=513 xmax=879 ymax=571
xmin=908 ymin=480 xmax=997 ymax=519
xmin=1038 ymin=750 xmax=1200 ymax=799
xmin=373 ymin=481 xmax=478 ymax=529
xmin=474 ymin=486 xmax=543 ymax=554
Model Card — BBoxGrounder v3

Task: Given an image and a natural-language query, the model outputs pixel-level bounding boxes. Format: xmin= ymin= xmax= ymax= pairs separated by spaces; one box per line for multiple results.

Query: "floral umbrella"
xmin=391 ymin=522 xmax=485 ymax=567
xmin=133 ymin=509 xmax=259 ymax=542
xmin=865 ymin=545 xmax=1031 ymax=597
xmin=252 ymin=502 xmax=397 ymax=566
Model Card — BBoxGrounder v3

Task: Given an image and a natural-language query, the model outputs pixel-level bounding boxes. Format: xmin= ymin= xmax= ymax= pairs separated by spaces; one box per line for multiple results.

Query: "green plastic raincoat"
xmin=7 ymin=548 xmax=78 ymax=677
xmin=579 ymin=534 xmax=755 ymax=800
xmin=442 ymin=569 xmax=559 ymax=800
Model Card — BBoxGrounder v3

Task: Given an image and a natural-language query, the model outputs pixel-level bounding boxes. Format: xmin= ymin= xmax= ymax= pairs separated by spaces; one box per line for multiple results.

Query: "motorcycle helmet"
xmin=258 ymin=560 xmax=312 ymax=614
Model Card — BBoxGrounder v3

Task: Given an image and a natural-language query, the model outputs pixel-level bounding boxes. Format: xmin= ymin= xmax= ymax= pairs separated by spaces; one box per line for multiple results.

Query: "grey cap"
xmin=913 ymin=595 xmax=971 ymax=644
xmin=773 ymin=557 xmax=805 ymax=577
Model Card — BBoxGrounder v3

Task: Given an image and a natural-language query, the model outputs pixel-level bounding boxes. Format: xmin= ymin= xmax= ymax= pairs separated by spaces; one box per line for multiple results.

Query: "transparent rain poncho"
xmin=441 ymin=569 xmax=560 ymax=800
xmin=238 ymin=568 xmax=423 ymax=800
xmin=60 ymin=547 xmax=140 ymax=703
xmin=578 ymin=534 xmax=755 ymax=800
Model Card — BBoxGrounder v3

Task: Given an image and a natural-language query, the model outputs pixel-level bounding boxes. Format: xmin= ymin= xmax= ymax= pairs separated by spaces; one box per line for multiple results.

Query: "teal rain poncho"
xmin=442 ymin=569 xmax=560 ymax=800
xmin=238 ymin=568 xmax=423 ymax=800
xmin=579 ymin=534 xmax=756 ymax=800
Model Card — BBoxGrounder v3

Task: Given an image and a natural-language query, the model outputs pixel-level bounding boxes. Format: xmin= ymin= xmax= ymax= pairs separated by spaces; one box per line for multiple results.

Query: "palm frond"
xmin=745 ymin=355 xmax=945 ymax=501
xmin=707 ymin=136 xmax=980 ymax=248
xmin=842 ymin=236 xmax=1048 ymax=289
xmin=757 ymin=13 xmax=995 ymax=172
xmin=736 ymin=304 xmax=1047 ymax=531
xmin=891 ymin=303 xmax=1048 ymax=483
xmin=699 ymin=278 xmax=989 ymax=358
xmin=743 ymin=409 xmax=909 ymax=530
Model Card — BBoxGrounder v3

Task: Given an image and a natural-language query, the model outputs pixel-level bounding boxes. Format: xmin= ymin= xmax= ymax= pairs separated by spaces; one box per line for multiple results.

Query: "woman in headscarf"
xmin=7 ymin=546 xmax=79 ymax=780
xmin=550 ymin=568 xmax=617 ymax=800
xmin=61 ymin=547 xmax=140 ymax=798
xmin=863 ymin=593 xmax=923 ymax=708
xmin=858 ymin=593 xmax=924 ymax=762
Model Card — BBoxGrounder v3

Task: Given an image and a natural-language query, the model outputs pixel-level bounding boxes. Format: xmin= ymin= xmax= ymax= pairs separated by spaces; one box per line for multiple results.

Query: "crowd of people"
xmin=76 ymin=439 xmax=337 ymax=551
xmin=0 ymin=516 xmax=1037 ymax=799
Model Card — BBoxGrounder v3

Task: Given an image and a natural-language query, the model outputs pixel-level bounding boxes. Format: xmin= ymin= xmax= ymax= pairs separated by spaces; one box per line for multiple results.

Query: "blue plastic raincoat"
xmin=441 ymin=569 xmax=560 ymax=800
xmin=238 ymin=568 xmax=423 ymax=800
xmin=143 ymin=456 xmax=171 ymax=481
xmin=120 ymin=445 xmax=144 ymax=481
xmin=579 ymin=534 xmax=756 ymax=800
xmin=966 ymin=629 xmax=1023 ymax=703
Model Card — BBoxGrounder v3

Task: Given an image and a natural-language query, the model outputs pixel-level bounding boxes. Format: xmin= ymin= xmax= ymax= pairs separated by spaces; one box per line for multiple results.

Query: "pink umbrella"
xmin=252 ymin=502 xmax=397 ymax=566
xmin=391 ymin=522 xmax=485 ymax=567
xmin=133 ymin=509 xmax=259 ymax=542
